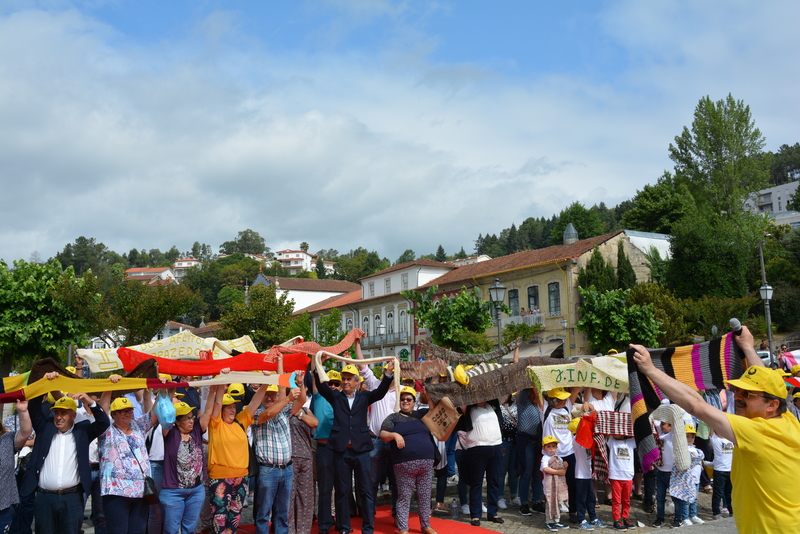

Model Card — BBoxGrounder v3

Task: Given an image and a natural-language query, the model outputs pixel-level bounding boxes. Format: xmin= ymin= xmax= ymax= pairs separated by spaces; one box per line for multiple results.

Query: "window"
xmin=363 ymin=316 xmax=370 ymax=335
xmin=375 ymin=314 xmax=382 ymax=329
xmin=508 ymin=289 xmax=519 ymax=316
xmin=346 ymin=318 xmax=353 ymax=331
xmin=386 ymin=311 xmax=394 ymax=333
xmin=385 ymin=278 xmax=391 ymax=293
xmin=369 ymin=282 xmax=375 ymax=297
xmin=399 ymin=310 xmax=407 ymax=332
xmin=401 ymin=273 xmax=409 ymax=290
xmin=528 ymin=286 xmax=539 ymax=312
xmin=548 ymin=282 xmax=561 ymax=316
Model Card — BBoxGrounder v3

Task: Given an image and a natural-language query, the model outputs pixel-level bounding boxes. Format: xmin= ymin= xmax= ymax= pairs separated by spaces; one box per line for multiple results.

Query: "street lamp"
xmin=376 ymin=322 xmax=386 ymax=358
xmin=489 ymin=278 xmax=507 ymax=347
xmin=758 ymin=238 xmax=775 ymax=368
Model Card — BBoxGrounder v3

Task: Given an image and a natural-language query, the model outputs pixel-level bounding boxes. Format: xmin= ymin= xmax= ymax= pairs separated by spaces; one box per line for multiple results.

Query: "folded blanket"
xmin=626 ymin=332 xmax=744 ymax=472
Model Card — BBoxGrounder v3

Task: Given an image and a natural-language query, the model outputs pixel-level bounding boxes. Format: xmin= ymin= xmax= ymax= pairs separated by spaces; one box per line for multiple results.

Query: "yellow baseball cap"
xmin=327 ymin=370 xmax=342 ymax=382
xmin=341 ymin=364 xmax=359 ymax=376
xmin=265 ymin=384 xmax=279 ymax=393
xmin=227 ymin=383 xmax=245 ymax=397
xmin=47 ymin=392 xmax=64 ymax=405
xmin=685 ymin=424 xmax=697 ymax=435
xmin=400 ymin=386 xmax=417 ymax=399
xmin=793 ymin=392 xmax=800 ymax=400
xmin=222 ymin=394 xmax=236 ymax=406
xmin=547 ymin=387 xmax=571 ymax=400
xmin=50 ymin=396 xmax=77 ymax=412
xmin=174 ymin=402 xmax=194 ymax=417
xmin=724 ymin=365 xmax=787 ymax=398
xmin=568 ymin=418 xmax=581 ymax=435
xmin=542 ymin=435 xmax=560 ymax=446
xmin=791 ymin=364 xmax=800 ymax=375
xmin=110 ymin=397 xmax=134 ymax=412
xmin=159 ymin=373 xmax=173 ymax=381
xmin=66 ymin=366 xmax=77 ymax=374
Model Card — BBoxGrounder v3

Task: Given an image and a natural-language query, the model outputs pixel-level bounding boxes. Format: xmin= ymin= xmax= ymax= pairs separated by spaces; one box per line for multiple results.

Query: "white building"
xmin=253 ymin=274 xmax=361 ymax=311
xmin=275 ymin=249 xmax=314 ymax=275
xmin=172 ymin=258 xmax=202 ymax=282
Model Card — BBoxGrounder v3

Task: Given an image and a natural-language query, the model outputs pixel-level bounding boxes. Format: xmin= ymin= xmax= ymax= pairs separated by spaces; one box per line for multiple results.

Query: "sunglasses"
xmin=400 ymin=397 xmax=415 ymax=402
xmin=732 ymin=386 xmax=769 ymax=400
xmin=329 ymin=382 xmax=342 ymax=387
xmin=176 ymin=415 xmax=195 ymax=422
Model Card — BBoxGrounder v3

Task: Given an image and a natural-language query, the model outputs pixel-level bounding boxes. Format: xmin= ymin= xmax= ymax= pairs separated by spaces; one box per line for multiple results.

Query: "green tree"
xmin=315 ymin=308 xmax=345 ymax=346
xmin=577 ymin=247 xmax=617 ymax=292
xmin=616 ymin=241 xmax=637 ymax=290
xmin=219 ymin=284 xmax=295 ymax=351
xmin=0 ymin=260 xmax=92 ymax=375
xmin=217 ymin=286 xmax=244 ymax=312
xmin=622 ymin=178 xmax=696 ymax=234
xmin=769 ymin=142 xmax=800 ymax=186
xmin=219 ymin=229 xmax=267 ymax=255
xmin=627 ymin=283 xmax=688 ymax=346
xmin=400 ymin=286 xmax=499 ymax=352
xmin=395 ymin=249 xmax=416 ymax=265
xmin=435 ymin=245 xmax=447 ymax=262
xmin=454 ymin=247 xmax=468 ymax=260
xmin=54 ymin=236 xmax=111 ymax=276
xmin=315 ymin=256 xmax=327 ymax=279
xmin=669 ymin=94 xmax=769 ymax=217
xmin=165 ymin=246 xmax=181 ymax=264
xmin=676 ymin=294 xmax=759 ymax=340
xmin=502 ymin=322 xmax=544 ymax=345
xmin=643 ymin=246 xmax=669 ymax=285
xmin=284 ymin=311 xmax=313 ymax=341
xmin=576 ymin=287 xmax=662 ymax=353
xmin=548 ymin=202 xmax=605 ymax=246
xmin=300 ymin=242 xmax=309 ymax=253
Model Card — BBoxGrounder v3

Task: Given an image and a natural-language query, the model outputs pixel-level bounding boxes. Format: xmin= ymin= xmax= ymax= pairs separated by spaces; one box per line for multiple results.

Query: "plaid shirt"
xmin=252 ymin=404 xmax=292 ymax=465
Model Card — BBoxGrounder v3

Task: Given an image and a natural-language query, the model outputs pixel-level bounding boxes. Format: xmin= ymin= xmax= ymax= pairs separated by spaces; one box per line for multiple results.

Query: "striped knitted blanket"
xmin=626 ymin=332 xmax=745 ymax=472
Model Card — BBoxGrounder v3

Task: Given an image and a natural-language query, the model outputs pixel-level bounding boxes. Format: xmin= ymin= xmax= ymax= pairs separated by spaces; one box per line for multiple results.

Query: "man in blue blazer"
xmin=315 ymin=362 xmax=394 ymax=534
xmin=21 ymin=374 xmax=110 ymax=534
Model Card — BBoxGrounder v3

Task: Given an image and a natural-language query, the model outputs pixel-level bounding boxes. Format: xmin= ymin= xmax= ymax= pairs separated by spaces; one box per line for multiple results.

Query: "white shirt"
xmin=39 ymin=426 xmax=80 ymax=490
xmin=574 ymin=441 xmax=593 ymax=480
xmin=360 ymin=367 xmax=395 ymax=436
xmin=542 ymin=401 xmax=574 ymax=457
xmin=689 ymin=446 xmax=704 ymax=484
xmin=540 ymin=451 xmax=554 ymax=473
xmin=462 ymin=405 xmax=502 ymax=448
xmin=590 ymin=392 xmax=615 ymax=412
xmin=607 ymin=437 xmax=636 ymax=481
xmin=710 ymin=434 xmax=734 ymax=472
xmin=657 ymin=431 xmax=674 ymax=472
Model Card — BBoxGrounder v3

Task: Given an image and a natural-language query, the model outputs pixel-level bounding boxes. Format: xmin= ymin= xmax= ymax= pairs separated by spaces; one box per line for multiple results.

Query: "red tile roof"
xmin=420 ymin=231 xmax=624 ymax=289
xmin=266 ymin=277 xmax=361 ymax=293
xmin=358 ymin=258 xmax=455 ymax=281
xmin=126 ymin=267 xmax=172 ymax=275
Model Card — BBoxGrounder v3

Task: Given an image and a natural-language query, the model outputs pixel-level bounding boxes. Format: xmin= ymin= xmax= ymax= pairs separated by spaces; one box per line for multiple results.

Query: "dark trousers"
xmin=561 ymin=453 xmax=577 ymax=517
xmin=334 ymin=449 xmax=374 ymax=534
xmin=711 ymin=470 xmax=733 ymax=516
xmin=575 ymin=478 xmax=597 ymax=522
xmin=102 ymin=495 xmax=149 ymax=534
xmin=11 ymin=491 xmax=35 ymax=534
xmin=463 ymin=444 xmax=502 ymax=519
xmin=642 ymin=468 xmax=657 ymax=508
xmin=90 ymin=470 xmax=106 ymax=534
xmin=316 ymin=444 xmax=336 ymax=531
xmin=33 ymin=491 xmax=84 ymax=534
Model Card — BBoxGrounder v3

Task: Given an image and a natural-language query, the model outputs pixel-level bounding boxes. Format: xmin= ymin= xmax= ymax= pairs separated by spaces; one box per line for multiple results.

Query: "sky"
xmin=1 ymin=0 xmax=799 ymax=265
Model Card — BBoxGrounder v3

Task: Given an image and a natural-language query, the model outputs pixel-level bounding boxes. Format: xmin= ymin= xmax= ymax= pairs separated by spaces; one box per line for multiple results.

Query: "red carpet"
xmin=237 ymin=505 xmax=497 ymax=533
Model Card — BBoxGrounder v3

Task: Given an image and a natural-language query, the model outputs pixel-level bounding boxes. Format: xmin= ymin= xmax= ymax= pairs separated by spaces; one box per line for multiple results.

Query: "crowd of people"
xmin=0 ymin=325 xmax=798 ymax=534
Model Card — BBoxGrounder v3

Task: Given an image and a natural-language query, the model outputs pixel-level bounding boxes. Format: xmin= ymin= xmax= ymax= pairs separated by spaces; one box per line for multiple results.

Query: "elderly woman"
xmin=97 ymin=385 xmax=157 ymax=534
xmin=380 ymin=386 xmax=437 ymax=534
xmin=0 ymin=400 xmax=32 ymax=532
xmin=159 ymin=400 xmax=213 ymax=534
xmin=207 ymin=381 xmax=268 ymax=534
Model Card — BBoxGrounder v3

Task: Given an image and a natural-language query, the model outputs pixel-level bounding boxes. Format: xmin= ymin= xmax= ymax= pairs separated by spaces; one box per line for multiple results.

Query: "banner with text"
xmin=527 ymin=357 xmax=629 ymax=394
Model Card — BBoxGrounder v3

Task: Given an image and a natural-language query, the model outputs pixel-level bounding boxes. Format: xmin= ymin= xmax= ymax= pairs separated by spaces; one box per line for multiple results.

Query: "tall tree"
xmin=769 ymin=142 xmax=800 ymax=186
xmin=219 ymin=229 xmax=267 ymax=255
xmin=616 ymin=241 xmax=637 ymax=290
xmin=315 ymin=308 xmax=346 ymax=346
xmin=669 ymin=94 xmax=769 ymax=217
xmin=0 ymin=260 xmax=91 ymax=375
xmin=299 ymin=242 xmax=309 ymax=253
xmin=622 ymin=177 xmax=696 ymax=234
xmin=395 ymin=249 xmax=416 ymax=265
xmin=454 ymin=247 xmax=468 ymax=260
xmin=54 ymin=236 xmax=110 ymax=276
xmin=548 ymin=202 xmax=605 ymax=246
xmin=576 ymin=287 xmax=662 ymax=353
xmin=577 ymin=247 xmax=617 ymax=292
xmin=219 ymin=284 xmax=295 ymax=351
xmin=315 ymin=256 xmax=327 ymax=279
xmin=435 ymin=245 xmax=447 ymax=262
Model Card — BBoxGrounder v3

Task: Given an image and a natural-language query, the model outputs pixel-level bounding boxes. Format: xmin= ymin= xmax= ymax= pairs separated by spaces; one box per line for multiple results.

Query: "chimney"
xmin=563 ymin=222 xmax=579 ymax=245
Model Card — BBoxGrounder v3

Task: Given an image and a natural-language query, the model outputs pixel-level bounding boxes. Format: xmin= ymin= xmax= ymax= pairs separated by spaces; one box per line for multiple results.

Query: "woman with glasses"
xmin=159 ymin=401 xmax=213 ymax=534
xmin=380 ymin=386 xmax=437 ymax=534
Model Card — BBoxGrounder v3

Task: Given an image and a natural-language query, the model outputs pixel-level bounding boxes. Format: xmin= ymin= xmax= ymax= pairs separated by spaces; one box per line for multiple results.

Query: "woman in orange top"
xmin=207 ymin=381 xmax=267 ymax=534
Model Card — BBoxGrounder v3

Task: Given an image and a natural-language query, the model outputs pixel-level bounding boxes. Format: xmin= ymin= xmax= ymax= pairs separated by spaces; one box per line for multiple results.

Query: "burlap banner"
xmin=79 ymin=332 xmax=257 ymax=373
xmin=426 ymin=357 xmax=537 ymax=407
xmin=527 ymin=357 xmax=629 ymax=394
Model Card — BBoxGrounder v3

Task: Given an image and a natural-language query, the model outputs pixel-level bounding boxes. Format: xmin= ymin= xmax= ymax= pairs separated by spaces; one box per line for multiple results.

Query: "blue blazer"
xmin=315 ymin=372 xmax=393 ymax=453
xmin=21 ymin=395 xmax=110 ymax=497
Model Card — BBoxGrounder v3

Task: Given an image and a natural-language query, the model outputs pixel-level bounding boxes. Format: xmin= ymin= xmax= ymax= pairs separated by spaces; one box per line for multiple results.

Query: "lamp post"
xmin=758 ymin=238 xmax=775 ymax=368
xmin=489 ymin=278 xmax=507 ymax=348
xmin=376 ymin=322 xmax=386 ymax=358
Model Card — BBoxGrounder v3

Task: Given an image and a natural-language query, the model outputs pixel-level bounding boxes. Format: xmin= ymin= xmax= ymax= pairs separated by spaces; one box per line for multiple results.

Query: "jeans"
xmin=102 ymin=495 xmax=149 ymax=534
xmin=91 ymin=469 xmax=106 ymax=534
xmin=517 ymin=438 xmax=543 ymax=504
xmin=33 ymin=491 xmax=84 ymax=534
xmin=687 ymin=484 xmax=699 ymax=519
xmin=0 ymin=506 xmax=15 ymax=534
xmin=316 ymin=444 xmax=336 ymax=531
xmin=463 ymin=445 xmax=502 ymax=519
xmin=256 ymin=464 xmax=293 ymax=534
xmin=499 ymin=440 xmax=519 ymax=498
xmin=672 ymin=497 xmax=688 ymax=522
xmin=148 ymin=461 xmax=164 ymax=534
xmin=369 ymin=437 xmax=396 ymax=512
xmin=160 ymin=485 xmax=205 ymax=534
xmin=655 ymin=470 xmax=671 ymax=519
xmin=445 ymin=433 xmax=457 ymax=477
xmin=711 ymin=470 xmax=732 ymax=516
xmin=454 ymin=450 xmax=468 ymax=506
xmin=574 ymin=478 xmax=597 ymax=522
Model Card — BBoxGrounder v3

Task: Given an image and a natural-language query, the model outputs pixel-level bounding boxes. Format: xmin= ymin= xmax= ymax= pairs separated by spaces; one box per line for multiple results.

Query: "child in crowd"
xmin=687 ymin=426 xmax=705 ymax=525
xmin=651 ymin=421 xmax=674 ymax=528
xmin=607 ymin=433 xmax=636 ymax=531
xmin=709 ymin=428 xmax=734 ymax=519
xmin=541 ymin=435 xmax=569 ymax=532
xmin=568 ymin=419 xmax=606 ymax=531
xmin=668 ymin=425 xmax=704 ymax=528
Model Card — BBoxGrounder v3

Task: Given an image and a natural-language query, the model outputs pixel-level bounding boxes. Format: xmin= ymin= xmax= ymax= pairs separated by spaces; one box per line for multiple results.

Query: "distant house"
xmin=253 ymin=274 xmax=361 ymax=311
xmin=446 ymin=254 xmax=492 ymax=267
xmin=172 ymin=258 xmax=202 ymax=282
xmin=743 ymin=182 xmax=800 ymax=228
xmin=124 ymin=267 xmax=176 ymax=285
xmin=153 ymin=320 xmax=194 ymax=340
xmin=274 ymin=249 xmax=335 ymax=275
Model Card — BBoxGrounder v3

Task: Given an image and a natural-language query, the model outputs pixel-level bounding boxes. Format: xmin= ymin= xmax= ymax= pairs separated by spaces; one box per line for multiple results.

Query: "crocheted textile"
xmin=398 ymin=359 xmax=448 ymax=380
xmin=626 ymin=332 xmax=744 ymax=472
xmin=594 ymin=411 xmax=634 ymax=437
xmin=418 ymin=337 xmax=523 ymax=364
xmin=649 ymin=404 xmax=691 ymax=472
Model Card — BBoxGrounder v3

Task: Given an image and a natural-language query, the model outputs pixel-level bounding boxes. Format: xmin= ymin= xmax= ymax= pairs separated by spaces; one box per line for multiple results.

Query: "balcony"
xmin=498 ymin=313 xmax=545 ymax=330
xmin=361 ymin=331 xmax=409 ymax=348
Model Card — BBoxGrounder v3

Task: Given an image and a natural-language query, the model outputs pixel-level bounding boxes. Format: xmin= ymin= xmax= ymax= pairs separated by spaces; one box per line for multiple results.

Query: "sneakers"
xmin=613 ymin=520 xmax=628 ymax=531
xmin=510 ymin=497 xmax=522 ymax=507
xmin=461 ymin=504 xmax=470 ymax=515
xmin=432 ymin=503 xmax=449 ymax=515
xmin=447 ymin=474 xmax=459 ymax=485
xmin=690 ymin=516 xmax=704 ymax=525
xmin=531 ymin=501 xmax=546 ymax=514
xmin=712 ymin=515 xmax=724 ymax=521
xmin=545 ymin=525 xmax=559 ymax=532
xmin=559 ymin=501 xmax=569 ymax=513
xmin=623 ymin=518 xmax=635 ymax=529
xmin=591 ymin=519 xmax=608 ymax=528
xmin=577 ymin=520 xmax=595 ymax=531
xmin=670 ymin=518 xmax=683 ymax=528
xmin=497 ymin=498 xmax=507 ymax=510
xmin=721 ymin=508 xmax=731 ymax=517
xmin=482 ymin=503 xmax=487 ymax=513
xmin=518 ymin=504 xmax=532 ymax=516
xmin=553 ymin=523 xmax=569 ymax=530
xmin=681 ymin=519 xmax=693 ymax=527
xmin=652 ymin=517 xmax=666 ymax=528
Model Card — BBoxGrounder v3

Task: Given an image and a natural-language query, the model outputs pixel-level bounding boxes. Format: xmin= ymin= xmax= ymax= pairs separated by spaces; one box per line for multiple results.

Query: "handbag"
xmin=133 ymin=441 xmax=159 ymax=505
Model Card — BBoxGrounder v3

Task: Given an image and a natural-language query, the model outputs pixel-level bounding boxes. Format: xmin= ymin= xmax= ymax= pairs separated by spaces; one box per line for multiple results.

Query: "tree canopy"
xmin=219 ymin=229 xmax=268 ymax=256
xmin=218 ymin=284 xmax=295 ymax=351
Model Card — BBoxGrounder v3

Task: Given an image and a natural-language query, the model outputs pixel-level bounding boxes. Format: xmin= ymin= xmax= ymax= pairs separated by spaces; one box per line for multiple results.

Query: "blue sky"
xmin=1 ymin=0 xmax=798 ymax=264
